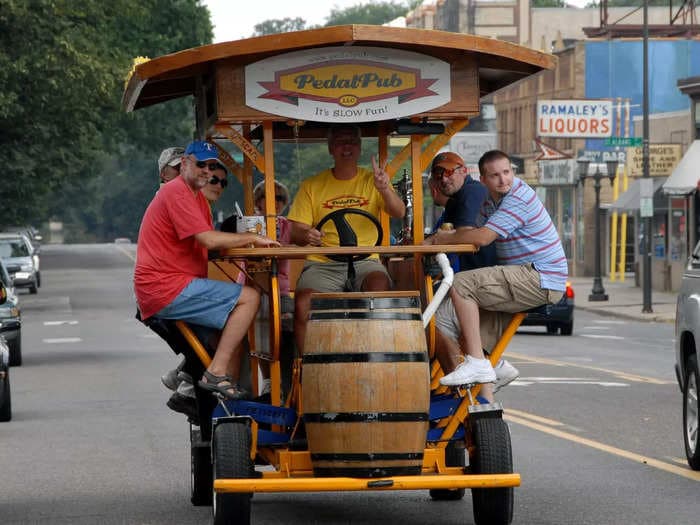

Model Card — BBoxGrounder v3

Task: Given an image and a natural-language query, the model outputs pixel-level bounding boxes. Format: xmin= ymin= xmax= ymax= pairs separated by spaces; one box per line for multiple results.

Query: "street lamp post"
xmin=577 ymin=159 xmax=619 ymax=302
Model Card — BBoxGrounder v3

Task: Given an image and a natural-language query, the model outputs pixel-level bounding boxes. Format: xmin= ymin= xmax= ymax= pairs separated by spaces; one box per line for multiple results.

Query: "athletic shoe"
xmin=439 ymin=356 xmax=497 ymax=386
xmin=167 ymin=392 xmax=198 ymax=423
xmin=494 ymin=359 xmax=519 ymax=393
xmin=161 ymin=357 xmax=186 ymax=391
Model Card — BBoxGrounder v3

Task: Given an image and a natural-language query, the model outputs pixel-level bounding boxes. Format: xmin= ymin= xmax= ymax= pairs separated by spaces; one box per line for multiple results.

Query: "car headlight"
xmin=20 ymin=264 xmax=33 ymax=272
xmin=0 ymin=307 xmax=19 ymax=318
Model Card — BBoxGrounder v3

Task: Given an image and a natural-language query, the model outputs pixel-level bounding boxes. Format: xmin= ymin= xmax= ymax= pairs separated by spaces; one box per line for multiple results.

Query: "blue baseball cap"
xmin=184 ymin=140 xmax=218 ymax=162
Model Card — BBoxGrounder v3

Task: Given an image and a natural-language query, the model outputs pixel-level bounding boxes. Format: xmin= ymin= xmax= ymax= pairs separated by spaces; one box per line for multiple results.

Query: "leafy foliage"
xmin=253 ymin=17 xmax=307 ymax=36
xmin=325 ymin=1 xmax=416 ymax=26
xmin=0 ymin=0 xmax=212 ymax=241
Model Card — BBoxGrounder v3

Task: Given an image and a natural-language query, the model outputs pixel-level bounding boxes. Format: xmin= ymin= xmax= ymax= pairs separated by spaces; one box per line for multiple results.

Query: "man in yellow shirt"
xmin=288 ymin=125 xmax=405 ymax=353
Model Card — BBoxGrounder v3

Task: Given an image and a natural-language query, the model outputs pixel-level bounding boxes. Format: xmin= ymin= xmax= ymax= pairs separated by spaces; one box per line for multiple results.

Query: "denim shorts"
xmin=155 ymin=278 xmax=242 ymax=330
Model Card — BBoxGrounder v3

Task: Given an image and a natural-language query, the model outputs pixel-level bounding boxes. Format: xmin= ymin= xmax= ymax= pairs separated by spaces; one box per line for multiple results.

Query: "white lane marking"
xmin=43 ymin=320 xmax=79 ymax=326
xmin=593 ymin=320 xmax=627 ymax=324
xmin=580 ymin=334 xmax=625 ymax=340
xmin=43 ymin=338 xmax=82 ymax=344
xmin=512 ymin=379 xmax=629 ymax=387
xmin=580 ymin=326 xmax=609 ymax=330
xmin=140 ymin=334 xmax=159 ymax=339
xmin=114 ymin=243 xmax=136 ymax=262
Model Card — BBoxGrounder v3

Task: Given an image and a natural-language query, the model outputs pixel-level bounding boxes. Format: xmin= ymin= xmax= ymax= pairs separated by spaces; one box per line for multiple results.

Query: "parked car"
xmin=0 ymin=259 xmax=22 ymax=366
xmin=519 ymin=281 xmax=575 ymax=335
xmin=0 ymin=280 xmax=11 ymax=422
xmin=674 ymin=240 xmax=700 ymax=471
xmin=0 ymin=232 xmax=39 ymax=294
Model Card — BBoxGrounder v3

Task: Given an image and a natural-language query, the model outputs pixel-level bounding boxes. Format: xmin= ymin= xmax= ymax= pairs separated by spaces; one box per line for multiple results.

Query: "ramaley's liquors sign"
xmin=245 ymin=47 xmax=451 ymax=122
xmin=536 ymin=99 xmax=612 ymax=138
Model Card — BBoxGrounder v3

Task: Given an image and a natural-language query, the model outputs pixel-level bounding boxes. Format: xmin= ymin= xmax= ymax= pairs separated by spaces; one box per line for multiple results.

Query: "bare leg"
xmin=293 ymin=288 xmax=314 ymax=355
xmin=435 ymin=329 xmax=462 ymax=374
xmin=207 ymin=285 xmax=260 ymax=381
xmin=450 ymin=289 xmax=484 ymax=359
xmin=361 ymin=271 xmax=391 ymax=291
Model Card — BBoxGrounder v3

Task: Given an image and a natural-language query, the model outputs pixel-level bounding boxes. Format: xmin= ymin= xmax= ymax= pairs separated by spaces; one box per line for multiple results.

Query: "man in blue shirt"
xmin=428 ymin=152 xmax=518 ymax=391
xmin=426 ymin=150 xmax=567 ymax=397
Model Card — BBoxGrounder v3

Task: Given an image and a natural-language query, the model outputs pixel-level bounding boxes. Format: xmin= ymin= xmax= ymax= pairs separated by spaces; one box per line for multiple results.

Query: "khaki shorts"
xmin=435 ymin=264 xmax=563 ymax=351
xmin=295 ymin=260 xmax=391 ymax=292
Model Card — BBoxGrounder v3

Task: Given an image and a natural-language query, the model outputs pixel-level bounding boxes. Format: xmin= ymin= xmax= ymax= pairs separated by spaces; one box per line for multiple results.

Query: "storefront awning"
xmin=609 ymin=177 xmax=667 ymax=211
xmin=662 ymin=140 xmax=700 ymax=195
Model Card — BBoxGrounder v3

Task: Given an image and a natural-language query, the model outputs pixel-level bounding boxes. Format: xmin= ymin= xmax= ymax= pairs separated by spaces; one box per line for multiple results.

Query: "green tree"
xmin=532 ymin=0 xmax=566 ymax=6
xmin=325 ymin=1 xmax=418 ymax=26
xmin=253 ymin=17 xmax=307 ymax=36
xmin=0 ymin=0 xmax=213 ymax=240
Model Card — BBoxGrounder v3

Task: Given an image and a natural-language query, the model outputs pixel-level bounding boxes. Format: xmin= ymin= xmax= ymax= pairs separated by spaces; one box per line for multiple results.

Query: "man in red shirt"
xmin=135 ymin=140 xmax=279 ymax=400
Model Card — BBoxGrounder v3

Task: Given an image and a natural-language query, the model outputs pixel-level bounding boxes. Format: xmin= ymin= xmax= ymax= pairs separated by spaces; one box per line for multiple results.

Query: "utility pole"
xmin=642 ymin=0 xmax=653 ymax=313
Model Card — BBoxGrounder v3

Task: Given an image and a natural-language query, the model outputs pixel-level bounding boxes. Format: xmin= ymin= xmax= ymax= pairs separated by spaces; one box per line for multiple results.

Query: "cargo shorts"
xmin=435 ymin=264 xmax=563 ymax=352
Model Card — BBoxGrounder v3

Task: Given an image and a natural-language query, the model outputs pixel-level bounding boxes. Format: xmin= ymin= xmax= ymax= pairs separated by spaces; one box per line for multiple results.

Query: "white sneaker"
xmin=260 ymin=378 xmax=271 ymax=396
xmin=439 ymin=356 xmax=497 ymax=386
xmin=494 ymin=359 xmax=519 ymax=392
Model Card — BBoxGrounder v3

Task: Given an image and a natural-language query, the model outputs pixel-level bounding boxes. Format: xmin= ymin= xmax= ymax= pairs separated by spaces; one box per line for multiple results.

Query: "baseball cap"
xmin=430 ymin=152 xmax=464 ymax=174
xmin=184 ymin=140 xmax=219 ymax=162
xmin=157 ymin=147 xmax=184 ymax=172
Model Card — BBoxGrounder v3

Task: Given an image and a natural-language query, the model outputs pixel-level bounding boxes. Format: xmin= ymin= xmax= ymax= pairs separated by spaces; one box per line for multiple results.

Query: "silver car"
xmin=674 ymin=240 xmax=700 ymax=470
xmin=0 ymin=233 xmax=38 ymax=294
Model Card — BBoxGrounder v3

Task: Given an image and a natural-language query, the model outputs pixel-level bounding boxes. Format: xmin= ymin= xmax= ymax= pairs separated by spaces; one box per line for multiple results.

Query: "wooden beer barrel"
xmin=302 ymin=291 xmax=429 ymax=478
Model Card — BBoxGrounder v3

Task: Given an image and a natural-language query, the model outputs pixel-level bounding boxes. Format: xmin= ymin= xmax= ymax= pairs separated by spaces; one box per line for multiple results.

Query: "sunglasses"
xmin=195 ymin=160 xmax=220 ymax=171
xmin=432 ymin=165 xmax=464 ymax=179
xmin=208 ymin=175 xmax=228 ymax=188
xmin=275 ymin=195 xmax=286 ymax=203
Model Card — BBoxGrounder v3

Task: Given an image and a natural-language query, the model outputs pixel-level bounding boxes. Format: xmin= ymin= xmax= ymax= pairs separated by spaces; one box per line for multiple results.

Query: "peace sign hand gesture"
xmin=371 ymin=155 xmax=390 ymax=193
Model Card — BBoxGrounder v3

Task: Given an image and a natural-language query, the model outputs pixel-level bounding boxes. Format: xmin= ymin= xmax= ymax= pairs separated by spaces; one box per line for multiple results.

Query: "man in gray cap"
xmin=157 ymin=146 xmax=184 ymax=185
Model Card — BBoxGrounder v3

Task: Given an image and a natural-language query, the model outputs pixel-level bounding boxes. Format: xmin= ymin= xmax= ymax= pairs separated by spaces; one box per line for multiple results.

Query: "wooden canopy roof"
xmin=123 ymin=24 xmax=556 ymax=122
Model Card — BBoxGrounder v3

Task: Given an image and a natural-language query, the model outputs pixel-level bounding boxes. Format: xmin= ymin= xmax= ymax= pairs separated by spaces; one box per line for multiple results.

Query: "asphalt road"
xmin=1 ymin=243 xmax=698 ymax=524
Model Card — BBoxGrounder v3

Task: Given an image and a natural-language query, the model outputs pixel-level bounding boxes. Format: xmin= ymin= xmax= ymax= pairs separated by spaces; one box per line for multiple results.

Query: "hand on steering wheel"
xmin=315 ymin=208 xmax=384 ymax=262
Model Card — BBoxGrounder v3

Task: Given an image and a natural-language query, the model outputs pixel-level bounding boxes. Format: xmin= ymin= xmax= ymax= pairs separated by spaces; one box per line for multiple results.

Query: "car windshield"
xmin=0 ymin=239 xmax=29 ymax=258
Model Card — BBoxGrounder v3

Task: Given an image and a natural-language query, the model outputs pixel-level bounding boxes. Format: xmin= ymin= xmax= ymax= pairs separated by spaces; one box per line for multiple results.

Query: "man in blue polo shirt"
xmin=425 ymin=149 xmax=568 ymax=394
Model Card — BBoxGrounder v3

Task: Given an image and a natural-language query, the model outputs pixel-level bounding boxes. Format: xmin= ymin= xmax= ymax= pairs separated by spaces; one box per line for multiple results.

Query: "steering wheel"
xmin=315 ymin=208 xmax=383 ymax=262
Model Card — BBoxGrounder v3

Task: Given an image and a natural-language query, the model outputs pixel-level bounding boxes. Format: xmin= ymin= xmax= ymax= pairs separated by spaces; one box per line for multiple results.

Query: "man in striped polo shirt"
xmin=425 ymin=149 xmax=568 ymax=395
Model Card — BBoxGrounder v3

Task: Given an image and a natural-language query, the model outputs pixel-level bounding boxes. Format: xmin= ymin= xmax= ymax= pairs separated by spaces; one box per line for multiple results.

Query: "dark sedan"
xmin=520 ymin=281 xmax=574 ymax=335
xmin=0 ymin=259 xmax=21 ymax=366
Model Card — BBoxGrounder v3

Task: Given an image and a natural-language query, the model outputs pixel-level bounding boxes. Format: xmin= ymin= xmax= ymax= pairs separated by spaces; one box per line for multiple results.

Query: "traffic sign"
xmin=605 ymin=137 xmax=643 ymax=147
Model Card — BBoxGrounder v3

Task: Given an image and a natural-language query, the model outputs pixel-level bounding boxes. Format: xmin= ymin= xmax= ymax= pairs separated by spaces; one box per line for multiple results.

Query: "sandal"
xmin=198 ymin=370 xmax=249 ymax=400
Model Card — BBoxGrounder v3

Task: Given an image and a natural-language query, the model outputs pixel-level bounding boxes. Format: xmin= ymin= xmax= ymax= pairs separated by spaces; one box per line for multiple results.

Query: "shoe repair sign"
xmin=537 ymin=99 xmax=613 ymax=138
xmin=245 ymin=46 xmax=450 ymax=122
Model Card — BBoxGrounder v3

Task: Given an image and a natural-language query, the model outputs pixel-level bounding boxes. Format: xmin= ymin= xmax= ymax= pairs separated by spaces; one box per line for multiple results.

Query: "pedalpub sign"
xmin=245 ymin=46 xmax=451 ymax=123
xmin=537 ymin=99 xmax=613 ymax=138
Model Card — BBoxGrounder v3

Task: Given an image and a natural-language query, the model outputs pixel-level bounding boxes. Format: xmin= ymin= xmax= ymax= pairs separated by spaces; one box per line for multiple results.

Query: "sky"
xmin=203 ymin=0 xmax=380 ymax=43
xmin=203 ymin=1 xmax=591 ymax=44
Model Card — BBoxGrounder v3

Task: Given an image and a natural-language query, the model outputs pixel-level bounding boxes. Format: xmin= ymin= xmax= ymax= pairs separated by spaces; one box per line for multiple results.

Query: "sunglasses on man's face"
xmin=195 ymin=160 xmax=220 ymax=171
xmin=209 ymin=175 xmax=228 ymax=188
xmin=432 ymin=165 xmax=464 ymax=179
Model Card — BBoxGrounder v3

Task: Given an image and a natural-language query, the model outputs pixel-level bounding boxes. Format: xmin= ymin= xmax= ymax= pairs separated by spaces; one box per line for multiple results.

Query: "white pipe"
xmin=422 ymin=253 xmax=453 ymax=328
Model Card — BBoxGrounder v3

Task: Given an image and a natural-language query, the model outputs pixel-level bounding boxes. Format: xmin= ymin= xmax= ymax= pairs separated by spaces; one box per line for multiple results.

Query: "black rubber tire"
xmin=9 ymin=337 xmax=22 ymax=367
xmin=559 ymin=321 xmax=573 ymax=336
xmin=683 ymin=354 xmax=700 ymax=470
xmin=191 ymin=425 xmax=213 ymax=506
xmin=0 ymin=370 xmax=11 ymax=422
xmin=212 ymin=422 xmax=253 ymax=525
xmin=430 ymin=441 xmax=466 ymax=500
xmin=470 ymin=417 xmax=514 ymax=525
xmin=29 ymin=281 xmax=38 ymax=294
xmin=546 ymin=323 xmax=558 ymax=335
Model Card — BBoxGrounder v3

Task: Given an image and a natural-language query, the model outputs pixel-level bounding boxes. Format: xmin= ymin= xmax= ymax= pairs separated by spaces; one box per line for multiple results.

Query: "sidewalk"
xmin=569 ymin=275 xmax=677 ymax=324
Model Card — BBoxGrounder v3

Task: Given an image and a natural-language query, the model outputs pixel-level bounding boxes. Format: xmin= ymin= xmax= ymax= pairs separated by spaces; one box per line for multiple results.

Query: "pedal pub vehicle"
xmin=123 ymin=25 xmax=555 ymax=525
